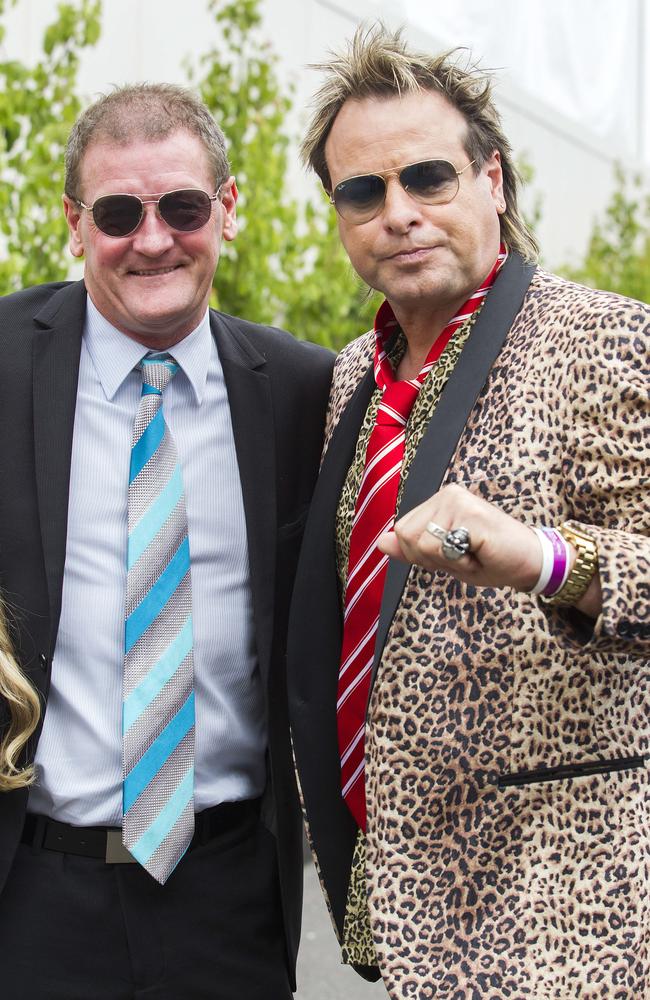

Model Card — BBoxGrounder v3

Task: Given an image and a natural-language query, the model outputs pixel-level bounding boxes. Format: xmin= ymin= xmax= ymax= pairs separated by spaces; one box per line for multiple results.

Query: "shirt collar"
xmin=83 ymin=295 xmax=213 ymax=405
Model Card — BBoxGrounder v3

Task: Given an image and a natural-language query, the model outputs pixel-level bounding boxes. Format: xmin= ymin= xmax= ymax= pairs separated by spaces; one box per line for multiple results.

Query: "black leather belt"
xmin=21 ymin=798 xmax=260 ymax=864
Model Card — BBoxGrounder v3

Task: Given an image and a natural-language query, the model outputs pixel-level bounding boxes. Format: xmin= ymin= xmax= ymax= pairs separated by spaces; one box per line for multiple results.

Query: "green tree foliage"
xmin=0 ymin=0 xmax=101 ymax=292
xmin=2 ymin=0 xmax=648 ymax=338
xmin=188 ymin=0 xmax=380 ymax=348
xmin=0 ymin=0 xmax=377 ymax=346
xmin=561 ymin=166 xmax=650 ymax=304
xmin=517 ymin=154 xmax=543 ymax=241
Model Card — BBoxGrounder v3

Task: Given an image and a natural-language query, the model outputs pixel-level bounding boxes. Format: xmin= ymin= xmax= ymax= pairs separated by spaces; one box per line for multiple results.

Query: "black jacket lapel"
xmin=210 ymin=311 xmax=277 ymax=689
xmin=289 ymin=360 xmax=376 ymax=713
xmin=303 ymin=361 xmax=377 ymax=605
xmin=373 ymin=253 xmax=537 ymax=683
xmin=32 ymin=281 xmax=85 ymax=644
xmin=287 ymin=362 xmax=376 ymax=935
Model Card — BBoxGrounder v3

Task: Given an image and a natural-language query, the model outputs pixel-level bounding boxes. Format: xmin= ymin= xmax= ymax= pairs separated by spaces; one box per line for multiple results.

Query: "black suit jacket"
xmin=0 ymin=279 xmax=334 ymax=982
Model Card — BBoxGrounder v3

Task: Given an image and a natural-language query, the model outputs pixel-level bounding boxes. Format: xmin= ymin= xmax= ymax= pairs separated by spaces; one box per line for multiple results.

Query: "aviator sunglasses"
xmin=74 ymin=187 xmax=222 ymax=238
xmin=329 ymin=158 xmax=476 ymax=224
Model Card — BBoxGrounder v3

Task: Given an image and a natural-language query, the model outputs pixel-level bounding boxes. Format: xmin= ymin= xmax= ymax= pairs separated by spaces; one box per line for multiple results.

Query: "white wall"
xmin=3 ymin=0 xmax=649 ymax=270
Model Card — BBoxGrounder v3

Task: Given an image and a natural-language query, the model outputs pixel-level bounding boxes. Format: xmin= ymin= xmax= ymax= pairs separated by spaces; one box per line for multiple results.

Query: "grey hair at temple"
xmin=64 ymin=82 xmax=230 ymax=201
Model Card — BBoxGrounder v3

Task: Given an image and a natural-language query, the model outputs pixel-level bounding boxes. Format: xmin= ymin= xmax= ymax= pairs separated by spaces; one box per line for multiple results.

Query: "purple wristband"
xmin=541 ymin=528 xmax=568 ymax=596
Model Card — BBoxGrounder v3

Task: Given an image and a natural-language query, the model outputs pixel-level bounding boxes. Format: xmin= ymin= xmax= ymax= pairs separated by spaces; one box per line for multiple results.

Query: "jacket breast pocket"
xmin=497 ymin=753 xmax=647 ymax=788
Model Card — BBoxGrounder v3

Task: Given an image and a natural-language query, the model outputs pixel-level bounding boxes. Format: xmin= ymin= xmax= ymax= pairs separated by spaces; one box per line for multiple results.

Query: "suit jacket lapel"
xmin=32 ymin=282 xmax=85 ymax=642
xmin=305 ymin=361 xmax=378 ymax=595
xmin=287 ymin=362 xmax=376 ymax=934
xmin=372 ymin=253 xmax=537 ymax=684
xmin=290 ymin=360 xmax=376 ymax=709
xmin=210 ymin=311 xmax=277 ymax=690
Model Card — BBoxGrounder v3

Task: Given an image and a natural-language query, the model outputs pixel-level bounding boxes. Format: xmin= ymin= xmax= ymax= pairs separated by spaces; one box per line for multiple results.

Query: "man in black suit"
xmin=0 ymin=83 xmax=333 ymax=999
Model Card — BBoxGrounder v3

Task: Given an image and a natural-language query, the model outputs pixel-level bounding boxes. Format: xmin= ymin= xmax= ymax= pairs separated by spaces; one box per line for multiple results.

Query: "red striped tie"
xmin=337 ymin=247 xmax=506 ymax=830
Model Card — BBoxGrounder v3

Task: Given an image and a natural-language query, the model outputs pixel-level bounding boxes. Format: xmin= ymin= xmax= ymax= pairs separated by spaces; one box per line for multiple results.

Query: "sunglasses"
xmin=75 ymin=187 xmax=221 ymax=238
xmin=329 ymin=158 xmax=476 ymax=224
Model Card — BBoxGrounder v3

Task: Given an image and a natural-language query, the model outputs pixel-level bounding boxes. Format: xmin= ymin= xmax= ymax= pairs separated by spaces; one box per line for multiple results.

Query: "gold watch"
xmin=540 ymin=522 xmax=599 ymax=607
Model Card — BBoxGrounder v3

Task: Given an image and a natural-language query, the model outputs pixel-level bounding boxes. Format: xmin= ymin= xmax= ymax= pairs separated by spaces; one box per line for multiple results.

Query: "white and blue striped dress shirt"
xmin=29 ymin=297 xmax=266 ymax=825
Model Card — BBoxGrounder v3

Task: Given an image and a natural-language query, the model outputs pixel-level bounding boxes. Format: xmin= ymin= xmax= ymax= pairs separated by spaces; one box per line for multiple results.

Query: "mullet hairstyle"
xmin=0 ymin=604 xmax=40 ymax=791
xmin=65 ymin=82 xmax=230 ymax=202
xmin=301 ymin=23 xmax=539 ymax=261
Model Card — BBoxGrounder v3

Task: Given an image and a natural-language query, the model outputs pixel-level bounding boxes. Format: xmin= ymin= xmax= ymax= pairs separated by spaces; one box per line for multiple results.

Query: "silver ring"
xmin=426 ymin=521 xmax=472 ymax=561
xmin=425 ymin=521 xmax=448 ymax=543
xmin=442 ymin=526 xmax=472 ymax=561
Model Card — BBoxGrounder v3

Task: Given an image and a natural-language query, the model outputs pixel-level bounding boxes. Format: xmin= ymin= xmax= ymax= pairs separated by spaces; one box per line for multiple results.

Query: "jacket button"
xmin=38 ymin=653 xmax=48 ymax=670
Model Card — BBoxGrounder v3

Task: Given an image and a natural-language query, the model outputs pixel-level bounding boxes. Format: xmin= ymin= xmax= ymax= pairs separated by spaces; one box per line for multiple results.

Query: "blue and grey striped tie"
xmin=122 ymin=353 xmax=195 ymax=883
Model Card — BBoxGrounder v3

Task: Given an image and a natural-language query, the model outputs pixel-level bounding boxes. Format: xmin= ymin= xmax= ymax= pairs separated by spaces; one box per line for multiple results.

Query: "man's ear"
xmin=486 ymin=151 xmax=506 ymax=215
xmin=219 ymin=177 xmax=238 ymax=242
xmin=63 ymin=195 xmax=85 ymax=258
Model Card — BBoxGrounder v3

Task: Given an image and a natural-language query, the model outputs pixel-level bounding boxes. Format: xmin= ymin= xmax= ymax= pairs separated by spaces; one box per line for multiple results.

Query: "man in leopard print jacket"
xmin=288 ymin=23 xmax=650 ymax=1000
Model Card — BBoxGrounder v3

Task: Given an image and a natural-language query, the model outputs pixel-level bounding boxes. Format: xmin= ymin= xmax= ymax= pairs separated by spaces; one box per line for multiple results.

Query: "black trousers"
xmin=0 ymin=810 xmax=292 ymax=999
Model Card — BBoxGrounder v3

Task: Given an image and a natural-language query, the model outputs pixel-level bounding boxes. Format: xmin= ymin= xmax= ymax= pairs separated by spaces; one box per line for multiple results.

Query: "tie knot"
xmin=139 ymin=354 xmax=179 ymax=396
xmin=376 ymin=380 xmax=419 ymax=426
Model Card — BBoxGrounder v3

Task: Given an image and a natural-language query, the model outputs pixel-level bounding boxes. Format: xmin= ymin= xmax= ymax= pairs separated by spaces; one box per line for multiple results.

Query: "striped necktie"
xmin=337 ymin=248 xmax=506 ymax=831
xmin=122 ymin=353 xmax=195 ymax=883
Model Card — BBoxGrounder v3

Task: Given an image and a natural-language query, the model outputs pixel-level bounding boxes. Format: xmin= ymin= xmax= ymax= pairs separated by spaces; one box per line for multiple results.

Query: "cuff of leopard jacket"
xmin=538 ymin=520 xmax=650 ymax=652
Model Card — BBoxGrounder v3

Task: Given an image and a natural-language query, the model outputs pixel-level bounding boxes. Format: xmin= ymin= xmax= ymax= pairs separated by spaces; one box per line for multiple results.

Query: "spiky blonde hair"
xmin=301 ymin=23 xmax=539 ymax=261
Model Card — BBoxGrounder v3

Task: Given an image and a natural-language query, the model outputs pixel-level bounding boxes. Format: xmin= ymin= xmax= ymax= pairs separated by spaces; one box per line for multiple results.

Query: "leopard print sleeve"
xmin=584 ymin=523 xmax=650 ymax=646
xmin=542 ymin=282 xmax=650 ymax=651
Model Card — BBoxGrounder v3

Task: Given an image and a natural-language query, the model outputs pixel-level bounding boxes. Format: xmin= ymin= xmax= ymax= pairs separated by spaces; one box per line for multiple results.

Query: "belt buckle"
xmin=105 ymin=830 xmax=137 ymax=864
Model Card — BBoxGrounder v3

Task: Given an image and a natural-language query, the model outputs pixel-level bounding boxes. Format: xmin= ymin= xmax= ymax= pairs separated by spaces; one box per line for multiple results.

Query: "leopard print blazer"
xmin=309 ymin=269 xmax=650 ymax=999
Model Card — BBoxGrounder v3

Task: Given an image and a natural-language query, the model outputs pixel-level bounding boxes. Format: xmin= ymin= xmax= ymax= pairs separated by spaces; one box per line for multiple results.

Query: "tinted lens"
xmin=332 ymin=174 xmax=386 ymax=222
xmin=400 ymin=159 xmax=458 ymax=204
xmin=159 ymin=189 xmax=213 ymax=231
xmin=92 ymin=195 xmax=143 ymax=237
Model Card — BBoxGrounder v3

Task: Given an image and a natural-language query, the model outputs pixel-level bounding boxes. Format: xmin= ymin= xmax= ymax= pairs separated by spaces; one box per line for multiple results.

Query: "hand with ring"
xmin=425 ymin=522 xmax=472 ymax=561
xmin=377 ymin=483 xmax=544 ymax=591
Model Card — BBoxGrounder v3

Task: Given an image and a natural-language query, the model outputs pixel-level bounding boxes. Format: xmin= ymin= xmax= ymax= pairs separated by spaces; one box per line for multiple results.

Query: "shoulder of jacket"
xmin=210 ymin=308 xmax=334 ymax=368
xmin=530 ymin=268 xmax=650 ymax=319
xmin=0 ymin=280 xmax=74 ymax=313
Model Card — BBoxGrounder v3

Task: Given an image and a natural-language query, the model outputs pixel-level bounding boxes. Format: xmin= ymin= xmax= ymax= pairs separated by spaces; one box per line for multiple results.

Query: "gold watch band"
xmin=540 ymin=522 xmax=599 ymax=607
